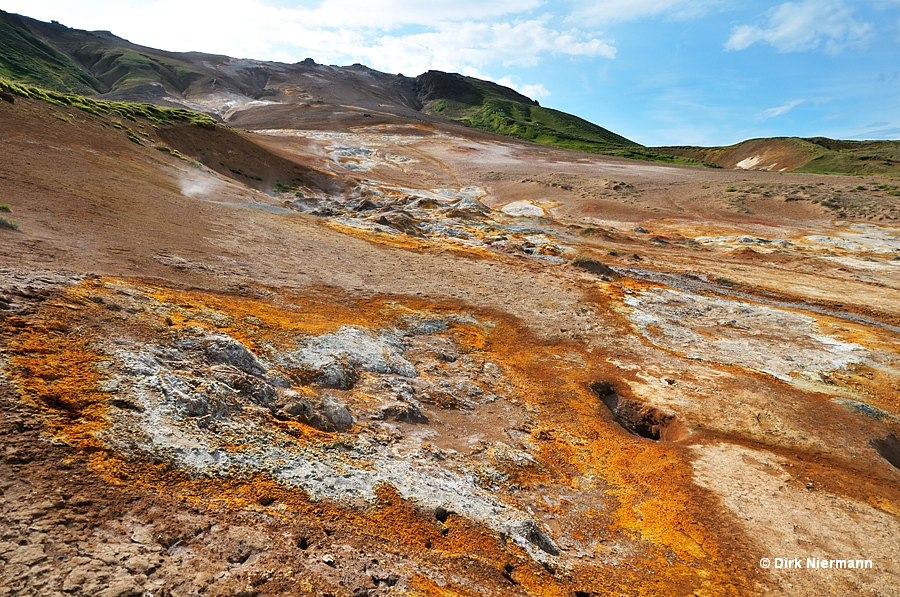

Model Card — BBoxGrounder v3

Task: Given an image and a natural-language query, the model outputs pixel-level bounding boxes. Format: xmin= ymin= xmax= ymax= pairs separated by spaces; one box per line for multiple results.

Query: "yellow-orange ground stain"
xmin=4 ymin=311 xmax=109 ymax=449
xmin=463 ymin=309 xmax=743 ymax=595
xmin=2 ymin=277 xmax=750 ymax=595
xmin=321 ymin=219 xmax=502 ymax=263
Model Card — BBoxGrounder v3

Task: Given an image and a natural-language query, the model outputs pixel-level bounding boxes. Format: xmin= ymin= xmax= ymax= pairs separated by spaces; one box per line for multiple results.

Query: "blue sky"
xmin=5 ymin=0 xmax=899 ymax=146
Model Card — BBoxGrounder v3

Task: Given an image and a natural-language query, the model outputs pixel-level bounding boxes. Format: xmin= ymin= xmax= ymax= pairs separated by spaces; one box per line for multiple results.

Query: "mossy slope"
xmin=0 ymin=11 xmax=102 ymax=94
xmin=416 ymin=71 xmax=711 ymax=166
xmin=1 ymin=11 xmax=710 ymax=166
xmin=0 ymin=76 xmax=216 ymax=126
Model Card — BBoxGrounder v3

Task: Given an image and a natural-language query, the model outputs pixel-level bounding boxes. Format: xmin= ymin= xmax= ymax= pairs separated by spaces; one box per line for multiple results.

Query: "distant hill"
xmin=414 ymin=70 xmax=700 ymax=163
xmin=655 ymin=137 xmax=900 ymax=177
xmin=0 ymin=10 xmax=710 ymax=166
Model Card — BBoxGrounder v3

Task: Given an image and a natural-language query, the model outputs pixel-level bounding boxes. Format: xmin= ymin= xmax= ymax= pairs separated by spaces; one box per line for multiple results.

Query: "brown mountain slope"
xmin=656 ymin=137 xmax=824 ymax=171
xmin=2 ymin=11 xmax=681 ymax=164
xmin=657 ymin=136 xmax=900 ymax=176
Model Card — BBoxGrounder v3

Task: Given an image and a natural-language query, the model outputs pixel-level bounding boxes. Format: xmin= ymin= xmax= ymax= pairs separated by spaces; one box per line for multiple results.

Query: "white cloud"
xmin=3 ymin=0 xmax=615 ymax=79
xmin=299 ymin=0 xmax=543 ymax=29
xmin=569 ymin=0 xmax=725 ymax=24
xmin=343 ymin=20 xmax=614 ymax=75
xmin=519 ymin=83 xmax=552 ymax=98
xmin=496 ymin=76 xmax=551 ymax=98
xmin=725 ymin=0 xmax=874 ymax=54
xmin=759 ymin=99 xmax=805 ymax=119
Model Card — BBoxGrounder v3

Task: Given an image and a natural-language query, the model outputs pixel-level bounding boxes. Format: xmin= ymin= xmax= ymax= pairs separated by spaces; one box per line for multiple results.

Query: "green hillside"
xmin=654 ymin=136 xmax=900 ymax=177
xmin=795 ymin=138 xmax=900 ymax=177
xmin=0 ymin=11 xmax=711 ymax=166
xmin=68 ymin=44 xmax=205 ymax=94
xmin=0 ymin=11 xmax=102 ymax=94
xmin=420 ymin=73 xmax=710 ymax=166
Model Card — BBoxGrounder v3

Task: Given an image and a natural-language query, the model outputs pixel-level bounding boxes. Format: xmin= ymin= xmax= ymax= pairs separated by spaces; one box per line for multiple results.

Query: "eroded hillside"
xmin=656 ymin=137 xmax=900 ymax=177
xmin=1 ymin=86 xmax=900 ymax=597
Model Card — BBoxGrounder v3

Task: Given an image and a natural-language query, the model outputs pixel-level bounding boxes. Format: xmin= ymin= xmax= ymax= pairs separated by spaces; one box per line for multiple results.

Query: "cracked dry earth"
xmin=2 ymin=96 xmax=900 ymax=597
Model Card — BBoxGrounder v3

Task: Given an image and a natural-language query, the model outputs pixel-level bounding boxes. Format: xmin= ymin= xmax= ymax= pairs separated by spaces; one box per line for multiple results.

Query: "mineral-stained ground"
xmin=1 ymin=94 xmax=900 ymax=597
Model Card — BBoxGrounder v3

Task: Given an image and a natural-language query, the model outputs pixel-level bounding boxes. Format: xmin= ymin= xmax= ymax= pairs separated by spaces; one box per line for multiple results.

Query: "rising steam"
xmin=179 ymin=172 xmax=216 ymax=198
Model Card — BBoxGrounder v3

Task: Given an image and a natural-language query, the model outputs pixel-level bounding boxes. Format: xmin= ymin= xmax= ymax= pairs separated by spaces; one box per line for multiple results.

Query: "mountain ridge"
xmin=0 ymin=10 xmax=714 ymax=166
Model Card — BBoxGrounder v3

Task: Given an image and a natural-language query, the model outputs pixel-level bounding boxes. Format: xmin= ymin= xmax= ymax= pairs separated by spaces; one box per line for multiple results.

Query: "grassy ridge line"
xmin=69 ymin=44 xmax=205 ymax=95
xmin=465 ymin=99 xmax=716 ymax=166
xmin=0 ymin=76 xmax=217 ymax=127
xmin=0 ymin=12 xmax=209 ymax=96
xmin=795 ymin=138 xmax=900 ymax=177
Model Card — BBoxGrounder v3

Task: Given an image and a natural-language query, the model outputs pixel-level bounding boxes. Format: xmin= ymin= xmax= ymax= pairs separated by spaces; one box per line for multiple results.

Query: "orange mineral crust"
xmin=2 ymin=278 xmax=755 ymax=595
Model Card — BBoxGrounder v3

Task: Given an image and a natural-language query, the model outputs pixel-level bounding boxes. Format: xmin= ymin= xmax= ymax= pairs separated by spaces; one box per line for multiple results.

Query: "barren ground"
xmin=1 ymin=95 xmax=899 ymax=597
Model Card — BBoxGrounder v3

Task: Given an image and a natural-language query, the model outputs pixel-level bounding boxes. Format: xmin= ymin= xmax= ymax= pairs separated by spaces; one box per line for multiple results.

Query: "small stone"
xmin=8 ymin=544 xmax=46 ymax=567
xmin=94 ymin=579 xmax=143 ymax=597
xmin=203 ymin=335 xmax=267 ymax=377
xmin=62 ymin=564 xmax=108 ymax=592
xmin=124 ymin=555 xmax=156 ymax=575
xmin=319 ymin=396 xmax=354 ymax=432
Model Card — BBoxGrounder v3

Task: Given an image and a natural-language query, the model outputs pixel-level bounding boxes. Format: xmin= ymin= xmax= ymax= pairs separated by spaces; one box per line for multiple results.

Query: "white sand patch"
xmin=624 ymin=288 xmax=868 ymax=383
xmin=501 ymin=200 xmax=545 ymax=217
xmin=736 ymin=156 xmax=762 ymax=169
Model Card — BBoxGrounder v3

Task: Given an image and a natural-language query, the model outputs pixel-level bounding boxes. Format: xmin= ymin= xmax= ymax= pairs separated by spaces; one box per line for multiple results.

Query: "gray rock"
xmin=380 ymin=402 xmax=428 ymax=424
xmin=633 ymin=226 xmax=649 ymax=233
xmin=267 ymin=373 xmax=293 ymax=388
xmin=160 ymin=374 xmax=209 ymax=417
xmin=453 ymin=196 xmax=489 ymax=213
xmin=520 ymin=520 xmax=559 ymax=555
xmin=317 ymin=396 xmax=355 ymax=432
xmin=283 ymin=400 xmax=314 ymax=418
xmin=231 ymin=376 xmax=278 ymax=406
xmin=736 ymin=235 xmax=771 ymax=244
xmin=284 ymin=326 xmax=417 ymax=389
xmin=203 ymin=335 xmax=267 ymax=377
xmin=571 ymin=257 xmax=617 ymax=279
xmin=375 ymin=211 xmax=425 ymax=237
xmin=280 ymin=396 xmax=355 ymax=432
xmin=398 ymin=315 xmax=447 ymax=335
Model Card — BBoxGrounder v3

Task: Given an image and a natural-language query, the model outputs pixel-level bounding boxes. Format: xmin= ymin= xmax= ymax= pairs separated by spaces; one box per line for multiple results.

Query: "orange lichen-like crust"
xmin=0 ymin=277 xmax=755 ymax=596
xmin=4 ymin=310 xmax=110 ymax=450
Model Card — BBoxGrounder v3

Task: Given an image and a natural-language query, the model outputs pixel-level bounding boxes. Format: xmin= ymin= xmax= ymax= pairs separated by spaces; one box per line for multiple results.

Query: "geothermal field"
xmin=1 ymin=12 xmax=900 ymax=597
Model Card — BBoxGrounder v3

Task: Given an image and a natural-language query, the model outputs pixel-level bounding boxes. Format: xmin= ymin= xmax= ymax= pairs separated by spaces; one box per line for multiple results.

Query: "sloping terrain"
xmin=8 ymin=10 xmax=899 ymax=175
xmin=0 ymin=11 xmax=712 ymax=165
xmin=0 ymin=11 xmax=102 ymax=94
xmin=414 ymin=71 xmax=696 ymax=164
xmin=1 ymin=71 xmax=900 ymax=597
xmin=656 ymin=136 xmax=900 ymax=176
